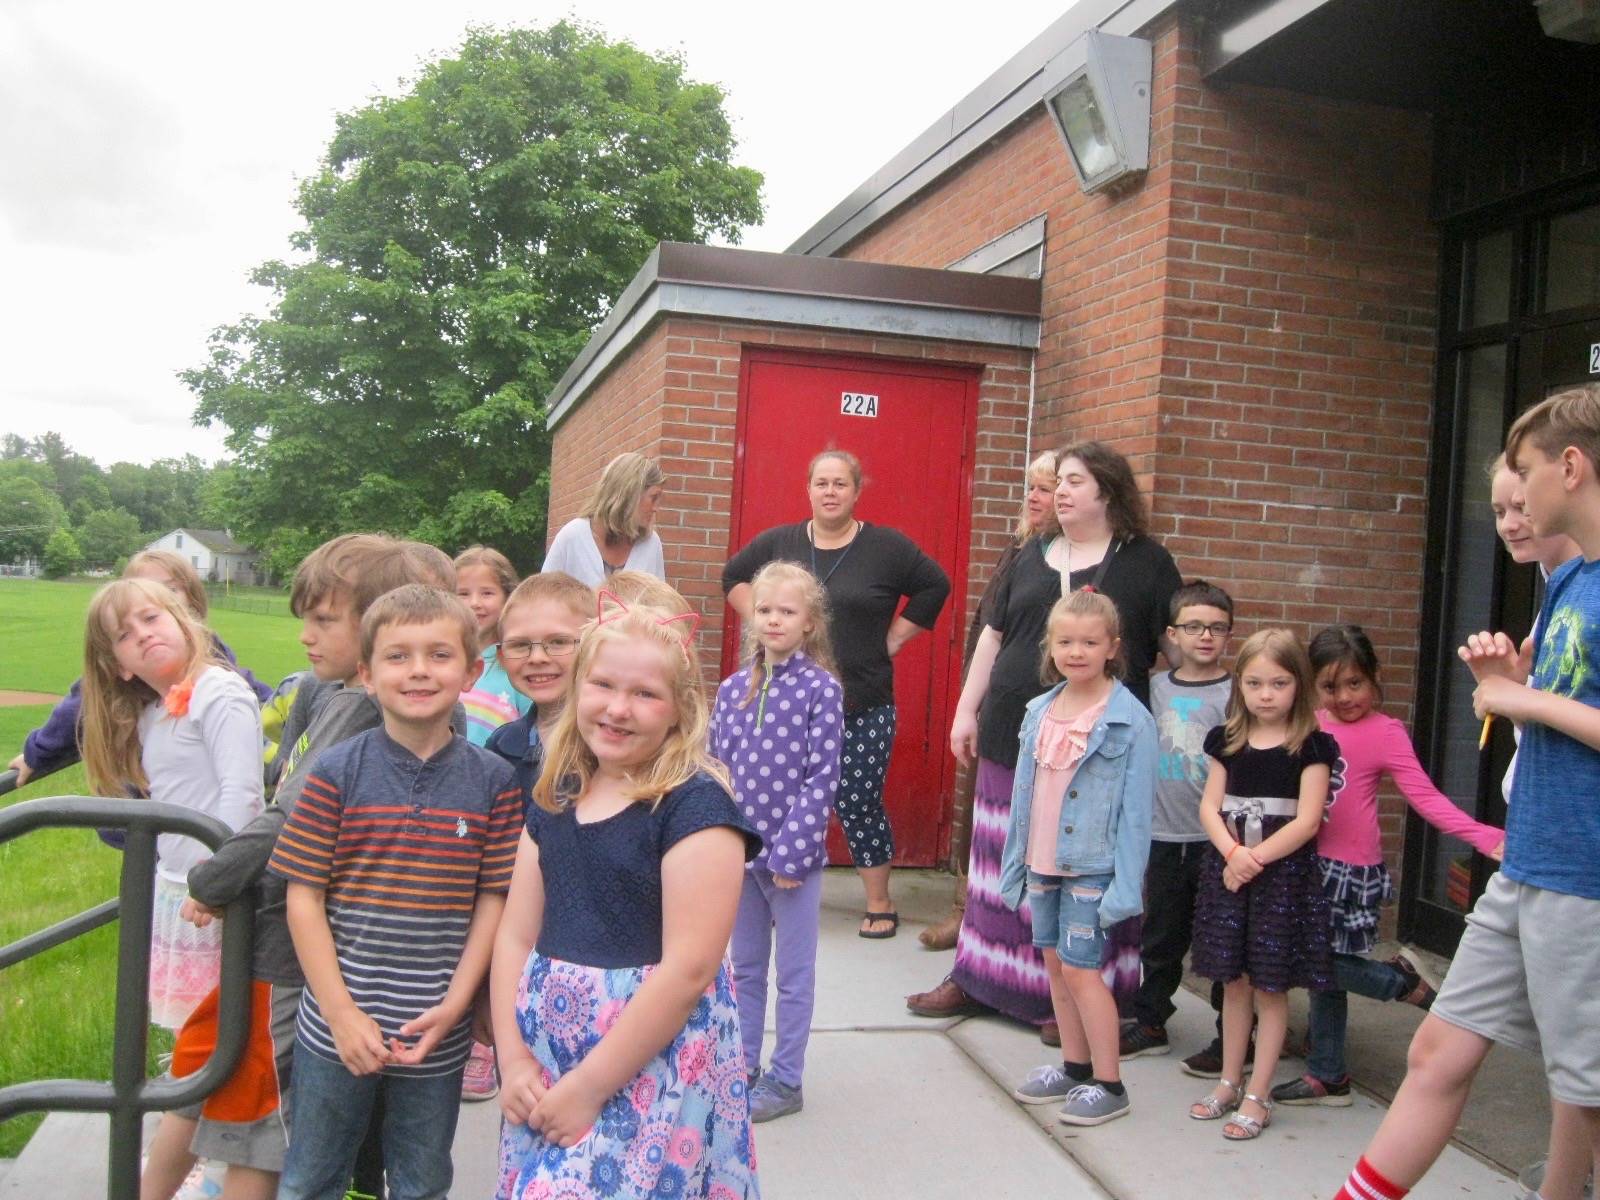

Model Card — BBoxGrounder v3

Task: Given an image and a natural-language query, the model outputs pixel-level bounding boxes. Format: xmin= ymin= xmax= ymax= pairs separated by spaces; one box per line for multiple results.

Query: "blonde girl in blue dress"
xmin=490 ymin=592 xmax=761 ymax=1200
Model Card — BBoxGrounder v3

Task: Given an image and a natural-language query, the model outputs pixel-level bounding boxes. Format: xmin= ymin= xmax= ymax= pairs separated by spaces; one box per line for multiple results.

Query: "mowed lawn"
xmin=0 ymin=578 xmax=307 ymax=1157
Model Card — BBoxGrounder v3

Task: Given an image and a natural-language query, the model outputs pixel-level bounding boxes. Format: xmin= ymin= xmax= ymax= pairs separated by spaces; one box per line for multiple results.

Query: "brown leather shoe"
xmin=905 ymin=977 xmax=985 ymax=1018
xmin=919 ymin=876 xmax=967 ymax=950
xmin=1039 ymin=1019 xmax=1061 ymax=1047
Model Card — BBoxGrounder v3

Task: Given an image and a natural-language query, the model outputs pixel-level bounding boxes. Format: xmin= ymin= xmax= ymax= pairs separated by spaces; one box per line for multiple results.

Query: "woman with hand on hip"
xmin=542 ymin=451 xmax=667 ymax=586
xmin=722 ymin=450 xmax=951 ymax=939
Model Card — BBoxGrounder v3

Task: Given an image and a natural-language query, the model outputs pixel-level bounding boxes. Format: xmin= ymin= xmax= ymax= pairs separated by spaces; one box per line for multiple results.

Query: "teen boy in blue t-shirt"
xmin=1334 ymin=384 xmax=1600 ymax=1200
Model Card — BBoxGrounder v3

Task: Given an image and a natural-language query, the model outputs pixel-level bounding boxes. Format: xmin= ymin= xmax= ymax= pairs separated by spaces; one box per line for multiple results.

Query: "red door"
xmin=722 ymin=347 xmax=978 ymax=867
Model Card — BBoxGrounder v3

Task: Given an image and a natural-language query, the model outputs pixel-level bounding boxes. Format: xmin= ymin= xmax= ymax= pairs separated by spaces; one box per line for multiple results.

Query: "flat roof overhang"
xmin=544 ymin=243 xmax=1042 ymax=431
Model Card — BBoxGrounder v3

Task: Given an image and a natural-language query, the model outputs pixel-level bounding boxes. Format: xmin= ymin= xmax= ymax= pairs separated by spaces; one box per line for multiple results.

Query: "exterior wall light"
xmin=1043 ymin=31 xmax=1153 ymax=194
xmin=1537 ymin=0 xmax=1600 ymax=43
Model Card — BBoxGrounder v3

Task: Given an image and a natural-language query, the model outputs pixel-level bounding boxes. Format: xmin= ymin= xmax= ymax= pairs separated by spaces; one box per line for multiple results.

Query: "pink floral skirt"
xmin=496 ymin=951 xmax=760 ymax=1199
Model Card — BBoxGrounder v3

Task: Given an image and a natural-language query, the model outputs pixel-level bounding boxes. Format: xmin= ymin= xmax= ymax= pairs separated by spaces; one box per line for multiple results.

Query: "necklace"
xmin=808 ymin=519 xmax=861 ymax=585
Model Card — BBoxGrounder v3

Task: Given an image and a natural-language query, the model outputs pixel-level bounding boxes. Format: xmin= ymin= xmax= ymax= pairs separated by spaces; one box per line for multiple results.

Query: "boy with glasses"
xmin=1120 ymin=581 xmax=1240 ymax=1074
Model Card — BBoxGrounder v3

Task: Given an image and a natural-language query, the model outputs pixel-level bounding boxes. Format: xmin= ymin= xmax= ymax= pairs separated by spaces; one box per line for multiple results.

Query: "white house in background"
xmin=145 ymin=528 xmax=263 ymax=586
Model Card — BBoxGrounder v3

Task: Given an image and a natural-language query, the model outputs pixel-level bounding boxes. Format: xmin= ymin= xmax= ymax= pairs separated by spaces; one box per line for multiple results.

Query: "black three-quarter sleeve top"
xmin=722 ymin=522 xmax=951 ymax=715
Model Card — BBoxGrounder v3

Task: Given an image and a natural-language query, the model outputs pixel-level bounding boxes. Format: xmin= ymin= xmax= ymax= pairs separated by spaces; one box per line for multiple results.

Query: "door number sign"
xmin=1590 ymin=342 xmax=1600 ymax=375
xmin=841 ymin=392 xmax=879 ymax=418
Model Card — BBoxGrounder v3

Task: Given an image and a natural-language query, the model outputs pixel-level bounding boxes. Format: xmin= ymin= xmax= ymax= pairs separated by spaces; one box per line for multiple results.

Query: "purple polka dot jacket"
xmin=710 ymin=652 xmax=844 ymax=879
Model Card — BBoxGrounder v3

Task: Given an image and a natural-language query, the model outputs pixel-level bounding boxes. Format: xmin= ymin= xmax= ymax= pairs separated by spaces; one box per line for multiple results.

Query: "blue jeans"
xmin=1305 ymin=952 xmax=1408 ymax=1082
xmin=278 ymin=1040 xmax=465 ymax=1200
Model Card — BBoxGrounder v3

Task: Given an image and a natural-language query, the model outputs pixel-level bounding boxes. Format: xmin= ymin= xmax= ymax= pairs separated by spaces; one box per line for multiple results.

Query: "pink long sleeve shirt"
xmin=1317 ymin=709 xmax=1503 ymax=865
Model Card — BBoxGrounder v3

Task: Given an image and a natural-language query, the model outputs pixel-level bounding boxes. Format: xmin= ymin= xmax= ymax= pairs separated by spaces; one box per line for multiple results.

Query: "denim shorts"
xmin=1027 ymin=869 xmax=1113 ymax=969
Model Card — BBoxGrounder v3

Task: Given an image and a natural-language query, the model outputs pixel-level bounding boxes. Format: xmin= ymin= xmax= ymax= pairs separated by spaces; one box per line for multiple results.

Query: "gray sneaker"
xmin=1012 ymin=1064 xmax=1075 ymax=1105
xmin=748 ymin=1076 xmax=803 ymax=1123
xmin=1056 ymin=1082 xmax=1131 ymax=1126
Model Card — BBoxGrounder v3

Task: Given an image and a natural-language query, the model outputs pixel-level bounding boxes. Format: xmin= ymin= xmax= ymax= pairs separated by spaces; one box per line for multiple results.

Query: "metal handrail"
xmin=0 ymin=795 xmax=256 ymax=1200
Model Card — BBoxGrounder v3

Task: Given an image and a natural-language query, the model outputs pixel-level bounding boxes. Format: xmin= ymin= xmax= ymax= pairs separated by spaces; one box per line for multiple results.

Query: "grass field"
xmin=0 ymin=579 xmax=306 ymax=1157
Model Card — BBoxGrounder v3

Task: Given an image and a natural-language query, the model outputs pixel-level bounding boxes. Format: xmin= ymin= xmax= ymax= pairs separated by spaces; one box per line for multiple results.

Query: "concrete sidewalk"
xmin=450 ymin=868 xmax=1521 ymax=1199
xmin=4 ymin=870 xmax=1528 ymax=1199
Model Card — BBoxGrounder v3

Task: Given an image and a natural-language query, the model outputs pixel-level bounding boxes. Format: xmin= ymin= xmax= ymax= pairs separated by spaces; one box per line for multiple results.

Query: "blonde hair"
xmin=808 ymin=448 xmax=862 ymax=489
xmin=583 ymin=452 xmax=664 ymax=545
xmin=532 ymin=602 xmax=730 ymax=814
xmin=1040 ymin=589 xmax=1123 ymax=685
xmin=605 ymin=570 xmax=691 ymax=615
xmin=1221 ymin=628 xmax=1319 ymax=756
xmin=1506 ymin=383 xmax=1600 ymax=478
xmin=502 ymin=571 xmax=597 ymax=626
xmin=453 ymin=545 xmax=518 ymax=597
xmin=739 ymin=562 xmax=838 ymax=708
xmin=125 ymin=550 xmax=208 ymax=619
xmin=359 ymin=584 xmax=479 ymax=665
xmin=1016 ymin=450 xmax=1061 ymax=541
xmin=289 ymin=534 xmax=454 ymax=619
xmin=80 ymin=578 xmax=226 ymax=795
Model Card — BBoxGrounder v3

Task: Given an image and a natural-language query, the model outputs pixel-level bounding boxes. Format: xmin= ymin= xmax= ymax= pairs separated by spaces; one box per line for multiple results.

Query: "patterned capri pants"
xmin=837 ymin=704 xmax=896 ymax=868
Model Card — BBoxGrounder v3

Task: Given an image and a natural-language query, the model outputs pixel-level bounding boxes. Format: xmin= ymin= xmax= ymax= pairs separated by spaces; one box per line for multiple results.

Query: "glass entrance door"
xmin=1406 ymin=192 xmax=1600 ymax=953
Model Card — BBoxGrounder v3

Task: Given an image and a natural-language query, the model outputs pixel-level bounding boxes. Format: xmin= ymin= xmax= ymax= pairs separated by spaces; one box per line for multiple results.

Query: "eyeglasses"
xmin=500 ymin=636 xmax=579 ymax=661
xmin=1175 ymin=622 xmax=1232 ymax=638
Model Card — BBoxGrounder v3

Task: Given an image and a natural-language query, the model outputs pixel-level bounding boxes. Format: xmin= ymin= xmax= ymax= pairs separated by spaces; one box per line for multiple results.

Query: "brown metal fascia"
xmin=654 ymin=242 xmax=1042 ymax=319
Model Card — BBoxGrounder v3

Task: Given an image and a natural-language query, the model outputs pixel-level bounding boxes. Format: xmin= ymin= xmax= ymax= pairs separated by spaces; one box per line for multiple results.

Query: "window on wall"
xmin=1421 ymin=341 xmax=1505 ymax=915
xmin=175 ymin=533 xmax=184 ymax=548
xmin=1544 ymin=202 xmax=1600 ymax=314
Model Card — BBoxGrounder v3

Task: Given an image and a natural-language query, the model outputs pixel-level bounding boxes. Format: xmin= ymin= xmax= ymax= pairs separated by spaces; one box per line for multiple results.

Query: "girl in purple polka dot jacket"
xmin=711 ymin=562 xmax=845 ymax=1123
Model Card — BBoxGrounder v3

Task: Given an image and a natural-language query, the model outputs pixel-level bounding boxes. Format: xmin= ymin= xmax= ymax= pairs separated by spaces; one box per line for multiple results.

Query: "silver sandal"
xmin=1188 ymin=1079 xmax=1240 ymax=1121
xmin=1223 ymin=1092 xmax=1274 ymax=1140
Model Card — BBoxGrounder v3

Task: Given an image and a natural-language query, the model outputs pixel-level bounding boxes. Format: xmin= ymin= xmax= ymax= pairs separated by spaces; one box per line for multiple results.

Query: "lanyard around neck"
xmin=1054 ymin=536 xmax=1122 ymax=593
xmin=808 ymin=520 xmax=860 ymax=586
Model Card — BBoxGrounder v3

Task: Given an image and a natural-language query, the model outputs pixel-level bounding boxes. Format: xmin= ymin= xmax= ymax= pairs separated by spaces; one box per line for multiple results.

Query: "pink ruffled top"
xmin=1027 ymin=697 xmax=1109 ymax=875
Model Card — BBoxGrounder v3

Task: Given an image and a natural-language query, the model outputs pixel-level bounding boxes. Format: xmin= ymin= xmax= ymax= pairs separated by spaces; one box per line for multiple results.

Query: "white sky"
xmin=1 ymin=0 xmax=1071 ymax=467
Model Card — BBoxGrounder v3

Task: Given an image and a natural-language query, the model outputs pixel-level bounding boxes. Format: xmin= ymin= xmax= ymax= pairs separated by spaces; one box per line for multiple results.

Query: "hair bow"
xmin=596 ymin=589 xmax=701 ymax=651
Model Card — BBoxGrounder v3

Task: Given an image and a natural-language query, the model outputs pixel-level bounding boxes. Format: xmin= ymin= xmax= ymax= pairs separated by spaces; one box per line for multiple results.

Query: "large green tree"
xmin=76 ymin=507 xmax=144 ymax=569
xmin=184 ymin=22 xmax=763 ymax=568
xmin=0 ymin=476 xmax=69 ymax=563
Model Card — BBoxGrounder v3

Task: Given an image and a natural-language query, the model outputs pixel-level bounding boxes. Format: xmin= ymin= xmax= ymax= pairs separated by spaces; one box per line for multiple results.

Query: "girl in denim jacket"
xmin=998 ymin=589 xmax=1156 ymax=1127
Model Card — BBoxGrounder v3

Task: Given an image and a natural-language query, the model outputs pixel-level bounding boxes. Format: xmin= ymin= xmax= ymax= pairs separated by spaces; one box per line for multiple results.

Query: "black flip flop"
xmin=859 ymin=910 xmax=900 ymax=939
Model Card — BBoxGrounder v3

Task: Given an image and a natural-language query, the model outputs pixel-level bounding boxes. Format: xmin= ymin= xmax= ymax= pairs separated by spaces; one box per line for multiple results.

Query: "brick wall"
xmin=831 ymin=14 xmax=1439 ymax=895
xmin=549 ymin=316 xmax=1033 ymax=724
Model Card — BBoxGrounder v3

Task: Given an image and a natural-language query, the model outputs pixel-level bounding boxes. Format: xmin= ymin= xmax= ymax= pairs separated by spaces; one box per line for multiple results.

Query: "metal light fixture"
xmin=1536 ymin=0 xmax=1600 ymax=43
xmin=1043 ymin=31 xmax=1153 ymax=194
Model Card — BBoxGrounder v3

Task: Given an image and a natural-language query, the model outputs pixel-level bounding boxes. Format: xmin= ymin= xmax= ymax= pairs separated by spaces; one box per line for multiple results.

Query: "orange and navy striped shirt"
xmin=268 ymin=728 xmax=522 ymax=1075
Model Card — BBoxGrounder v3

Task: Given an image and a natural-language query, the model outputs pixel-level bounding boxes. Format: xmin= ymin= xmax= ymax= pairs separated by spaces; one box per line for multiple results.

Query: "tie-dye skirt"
xmin=496 ymin=951 xmax=760 ymax=1200
xmin=950 ymin=759 xmax=1142 ymax=1025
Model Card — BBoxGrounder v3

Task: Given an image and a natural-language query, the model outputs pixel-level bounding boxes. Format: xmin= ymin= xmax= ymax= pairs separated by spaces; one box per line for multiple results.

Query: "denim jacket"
xmin=997 ymin=678 xmax=1157 ymax=927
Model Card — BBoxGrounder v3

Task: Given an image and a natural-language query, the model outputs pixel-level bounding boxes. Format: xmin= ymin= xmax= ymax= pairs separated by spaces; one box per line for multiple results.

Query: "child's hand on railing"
xmin=179 ymin=897 xmax=223 ymax=927
xmin=6 ymin=754 xmax=32 ymax=788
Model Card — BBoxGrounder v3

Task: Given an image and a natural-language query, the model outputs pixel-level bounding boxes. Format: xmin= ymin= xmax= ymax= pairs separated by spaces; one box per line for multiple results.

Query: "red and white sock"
xmin=1336 ymin=1156 xmax=1409 ymax=1200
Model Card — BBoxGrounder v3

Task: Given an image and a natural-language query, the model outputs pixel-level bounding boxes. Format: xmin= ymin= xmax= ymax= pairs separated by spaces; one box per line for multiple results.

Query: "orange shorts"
xmin=170 ymin=980 xmax=298 ymax=1170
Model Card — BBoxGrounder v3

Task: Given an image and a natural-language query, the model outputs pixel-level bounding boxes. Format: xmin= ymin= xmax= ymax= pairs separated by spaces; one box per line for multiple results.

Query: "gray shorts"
xmin=1431 ymin=873 xmax=1600 ymax=1106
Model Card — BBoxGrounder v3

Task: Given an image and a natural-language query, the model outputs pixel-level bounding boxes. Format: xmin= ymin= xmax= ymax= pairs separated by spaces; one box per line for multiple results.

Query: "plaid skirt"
xmin=1317 ymin=857 xmax=1395 ymax=955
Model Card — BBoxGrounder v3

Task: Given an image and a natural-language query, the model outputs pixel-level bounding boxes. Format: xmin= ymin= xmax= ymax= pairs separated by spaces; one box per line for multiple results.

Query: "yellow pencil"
xmin=1478 ymin=714 xmax=1494 ymax=750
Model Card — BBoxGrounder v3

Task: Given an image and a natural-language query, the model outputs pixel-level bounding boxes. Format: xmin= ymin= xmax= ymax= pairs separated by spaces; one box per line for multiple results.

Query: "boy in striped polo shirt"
xmin=269 ymin=584 xmax=522 ymax=1200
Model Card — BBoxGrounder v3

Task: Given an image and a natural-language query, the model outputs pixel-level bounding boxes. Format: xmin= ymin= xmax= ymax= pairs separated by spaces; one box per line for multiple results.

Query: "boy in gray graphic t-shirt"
xmin=1123 ymin=582 xmax=1235 ymax=1068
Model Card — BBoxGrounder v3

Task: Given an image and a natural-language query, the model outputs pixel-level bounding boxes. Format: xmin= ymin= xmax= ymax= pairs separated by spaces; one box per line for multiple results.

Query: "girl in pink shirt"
xmin=1270 ymin=624 xmax=1503 ymax=1107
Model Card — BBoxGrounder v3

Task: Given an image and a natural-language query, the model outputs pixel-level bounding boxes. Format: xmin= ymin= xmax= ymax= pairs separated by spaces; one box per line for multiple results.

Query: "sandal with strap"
xmin=1188 ymin=1079 xmax=1240 ymax=1121
xmin=859 ymin=911 xmax=900 ymax=939
xmin=1222 ymin=1093 xmax=1274 ymax=1140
